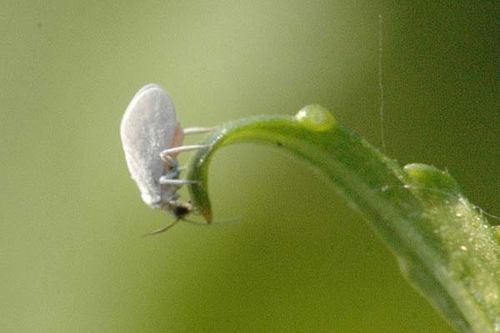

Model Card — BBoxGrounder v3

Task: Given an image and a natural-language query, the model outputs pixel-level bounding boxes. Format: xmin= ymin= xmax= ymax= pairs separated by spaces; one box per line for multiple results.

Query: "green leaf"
xmin=186 ymin=105 xmax=500 ymax=333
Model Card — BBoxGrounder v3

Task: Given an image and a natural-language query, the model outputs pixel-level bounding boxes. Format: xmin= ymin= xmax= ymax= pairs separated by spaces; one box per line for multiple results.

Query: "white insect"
xmin=120 ymin=83 xmax=212 ymax=234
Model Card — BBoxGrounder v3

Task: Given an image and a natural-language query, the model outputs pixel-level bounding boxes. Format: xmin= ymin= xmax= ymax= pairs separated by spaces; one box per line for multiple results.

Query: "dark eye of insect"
xmin=173 ymin=205 xmax=190 ymax=219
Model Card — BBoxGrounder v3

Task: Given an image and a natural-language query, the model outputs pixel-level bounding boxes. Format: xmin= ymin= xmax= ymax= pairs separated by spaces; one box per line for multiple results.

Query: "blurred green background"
xmin=1 ymin=1 xmax=498 ymax=332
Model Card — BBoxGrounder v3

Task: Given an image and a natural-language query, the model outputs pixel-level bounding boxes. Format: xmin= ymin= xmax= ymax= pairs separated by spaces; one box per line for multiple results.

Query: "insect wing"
xmin=120 ymin=84 xmax=177 ymax=208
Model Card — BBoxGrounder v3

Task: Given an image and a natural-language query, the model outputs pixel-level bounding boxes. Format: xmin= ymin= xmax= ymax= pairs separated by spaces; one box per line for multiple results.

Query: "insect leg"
xmin=183 ymin=127 xmax=214 ymax=135
xmin=160 ymin=144 xmax=209 ymax=158
xmin=159 ymin=177 xmax=199 ymax=185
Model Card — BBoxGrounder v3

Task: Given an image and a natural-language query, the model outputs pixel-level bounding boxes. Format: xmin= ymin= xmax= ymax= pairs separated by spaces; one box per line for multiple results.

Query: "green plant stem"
xmin=186 ymin=106 xmax=500 ymax=333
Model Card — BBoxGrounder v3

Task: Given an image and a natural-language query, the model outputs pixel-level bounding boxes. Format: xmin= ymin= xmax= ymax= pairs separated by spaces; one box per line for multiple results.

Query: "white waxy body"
xmin=120 ymin=84 xmax=183 ymax=209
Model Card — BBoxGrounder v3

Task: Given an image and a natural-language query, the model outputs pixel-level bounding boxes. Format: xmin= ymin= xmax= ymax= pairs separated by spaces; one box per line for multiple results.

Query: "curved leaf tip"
xmin=187 ymin=105 xmax=338 ymax=223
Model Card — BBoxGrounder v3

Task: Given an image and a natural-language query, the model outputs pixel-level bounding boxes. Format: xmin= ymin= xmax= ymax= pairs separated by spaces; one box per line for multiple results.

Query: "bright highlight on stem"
xmin=186 ymin=105 xmax=500 ymax=333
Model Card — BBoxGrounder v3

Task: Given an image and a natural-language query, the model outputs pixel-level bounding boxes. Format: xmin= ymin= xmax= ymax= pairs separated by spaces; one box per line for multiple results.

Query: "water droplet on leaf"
xmin=295 ymin=105 xmax=336 ymax=132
